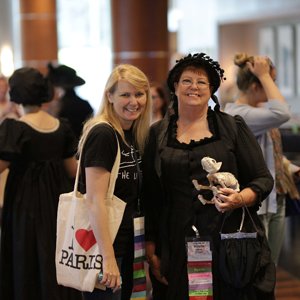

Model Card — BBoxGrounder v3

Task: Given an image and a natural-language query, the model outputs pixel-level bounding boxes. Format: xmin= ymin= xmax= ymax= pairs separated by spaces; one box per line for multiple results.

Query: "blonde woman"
xmin=79 ymin=64 xmax=151 ymax=300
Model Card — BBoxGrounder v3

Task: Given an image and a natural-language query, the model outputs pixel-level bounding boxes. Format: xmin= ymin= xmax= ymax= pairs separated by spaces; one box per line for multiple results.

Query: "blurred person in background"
xmin=224 ymin=53 xmax=292 ymax=265
xmin=0 ymin=67 xmax=81 ymax=300
xmin=0 ymin=75 xmax=22 ymax=122
xmin=150 ymin=82 xmax=169 ymax=124
xmin=0 ymin=75 xmax=23 ymax=226
xmin=47 ymin=63 xmax=94 ymax=140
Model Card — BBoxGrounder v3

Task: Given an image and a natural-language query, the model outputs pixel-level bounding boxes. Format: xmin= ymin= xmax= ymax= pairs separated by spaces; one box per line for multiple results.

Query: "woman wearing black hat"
xmin=0 ymin=67 xmax=82 ymax=300
xmin=142 ymin=53 xmax=276 ymax=299
xmin=47 ymin=63 xmax=94 ymax=140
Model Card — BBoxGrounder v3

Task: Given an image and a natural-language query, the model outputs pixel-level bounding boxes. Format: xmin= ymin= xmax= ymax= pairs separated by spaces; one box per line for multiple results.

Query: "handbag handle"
xmin=220 ymin=205 xmax=259 ymax=234
xmin=73 ymin=122 xmax=120 ymax=199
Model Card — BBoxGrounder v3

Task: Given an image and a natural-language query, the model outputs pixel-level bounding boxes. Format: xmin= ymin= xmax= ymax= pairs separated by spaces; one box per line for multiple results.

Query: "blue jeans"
xmin=83 ymin=252 xmax=133 ymax=300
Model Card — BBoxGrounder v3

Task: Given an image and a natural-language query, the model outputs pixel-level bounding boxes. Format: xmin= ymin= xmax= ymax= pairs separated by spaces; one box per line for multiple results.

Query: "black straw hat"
xmin=47 ymin=63 xmax=85 ymax=88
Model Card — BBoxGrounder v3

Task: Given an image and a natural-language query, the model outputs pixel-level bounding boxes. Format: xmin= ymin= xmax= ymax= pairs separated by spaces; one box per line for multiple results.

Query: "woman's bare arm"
xmin=85 ymin=166 xmax=121 ymax=290
xmin=63 ymin=157 xmax=78 ymax=178
xmin=0 ymin=160 xmax=10 ymax=174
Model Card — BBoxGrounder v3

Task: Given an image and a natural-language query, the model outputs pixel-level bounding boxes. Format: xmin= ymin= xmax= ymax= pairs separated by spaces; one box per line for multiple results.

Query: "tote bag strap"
xmin=106 ymin=133 xmax=120 ymax=199
xmin=73 ymin=121 xmax=120 ymax=196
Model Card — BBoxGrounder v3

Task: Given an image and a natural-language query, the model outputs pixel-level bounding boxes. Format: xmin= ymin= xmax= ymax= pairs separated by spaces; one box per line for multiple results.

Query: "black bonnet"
xmin=167 ymin=53 xmax=225 ymax=95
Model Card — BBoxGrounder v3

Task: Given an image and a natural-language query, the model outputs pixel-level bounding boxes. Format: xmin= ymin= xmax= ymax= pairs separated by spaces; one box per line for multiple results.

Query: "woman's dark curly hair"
xmin=167 ymin=53 xmax=225 ymax=106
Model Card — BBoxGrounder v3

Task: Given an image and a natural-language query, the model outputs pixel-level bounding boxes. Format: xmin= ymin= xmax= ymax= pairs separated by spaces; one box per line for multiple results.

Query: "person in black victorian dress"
xmin=0 ymin=67 xmax=82 ymax=300
xmin=142 ymin=53 xmax=276 ymax=300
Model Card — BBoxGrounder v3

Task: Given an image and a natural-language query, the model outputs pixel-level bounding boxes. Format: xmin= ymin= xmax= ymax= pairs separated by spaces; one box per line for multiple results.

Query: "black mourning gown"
xmin=0 ymin=118 xmax=82 ymax=300
xmin=143 ymin=108 xmax=275 ymax=300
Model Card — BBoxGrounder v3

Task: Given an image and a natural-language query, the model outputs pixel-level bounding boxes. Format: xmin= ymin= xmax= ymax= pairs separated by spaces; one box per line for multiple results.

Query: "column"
xmin=19 ymin=0 xmax=58 ymax=74
xmin=111 ymin=0 xmax=169 ymax=84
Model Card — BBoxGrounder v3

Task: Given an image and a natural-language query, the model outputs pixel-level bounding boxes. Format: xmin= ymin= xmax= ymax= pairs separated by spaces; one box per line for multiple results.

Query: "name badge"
xmin=186 ymin=226 xmax=213 ymax=299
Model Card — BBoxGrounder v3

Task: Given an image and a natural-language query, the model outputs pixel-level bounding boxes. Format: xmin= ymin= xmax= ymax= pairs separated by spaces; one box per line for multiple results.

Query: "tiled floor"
xmin=276 ymin=216 xmax=300 ymax=299
xmin=276 ymin=267 xmax=300 ymax=300
xmin=279 ymin=216 xmax=300 ymax=278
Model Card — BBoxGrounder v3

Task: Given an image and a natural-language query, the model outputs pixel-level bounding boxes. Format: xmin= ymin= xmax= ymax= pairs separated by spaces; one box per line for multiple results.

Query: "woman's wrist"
xmin=238 ymin=193 xmax=245 ymax=207
xmin=238 ymin=188 xmax=258 ymax=207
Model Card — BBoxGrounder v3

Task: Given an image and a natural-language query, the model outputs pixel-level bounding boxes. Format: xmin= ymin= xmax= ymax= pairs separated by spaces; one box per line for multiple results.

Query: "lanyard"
xmin=130 ymin=147 xmax=147 ymax=299
xmin=132 ymin=145 xmax=142 ymax=216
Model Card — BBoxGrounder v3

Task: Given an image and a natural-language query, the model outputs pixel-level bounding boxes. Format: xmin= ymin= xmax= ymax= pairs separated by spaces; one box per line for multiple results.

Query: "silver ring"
xmin=98 ymin=272 xmax=103 ymax=282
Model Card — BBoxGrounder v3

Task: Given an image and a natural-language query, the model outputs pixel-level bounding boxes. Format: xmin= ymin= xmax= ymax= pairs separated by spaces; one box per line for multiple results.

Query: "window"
xmin=57 ymin=0 xmax=112 ymax=110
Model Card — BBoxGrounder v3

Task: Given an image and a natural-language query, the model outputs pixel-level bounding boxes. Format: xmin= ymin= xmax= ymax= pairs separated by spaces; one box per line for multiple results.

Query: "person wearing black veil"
xmin=142 ymin=53 xmax=276 ymax=299
xmin=47 ymin=63 xmax=94 ymax=139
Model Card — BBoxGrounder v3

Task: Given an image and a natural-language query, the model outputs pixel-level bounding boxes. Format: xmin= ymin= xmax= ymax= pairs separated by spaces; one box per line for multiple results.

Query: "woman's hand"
xmin=100 ymin=256 xmax=121 ymax=292
xmin=214 ymin=187 xmax=258 ymax=213
xmin=214 ymin=187 xmax=243 ymax=213
xmin=147 ymin=254 xmax=168 ymax=285
xmin=246 ymin=56 xmax=271 ymax=79
xmin=145 ymin=241 xmax=168 ymax=285
xmin=247 ymin=55 xmax=286 ymax=102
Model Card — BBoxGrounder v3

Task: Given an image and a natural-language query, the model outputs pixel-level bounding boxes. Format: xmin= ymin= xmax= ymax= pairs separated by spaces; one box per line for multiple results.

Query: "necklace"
xmin=176 ymin=116 xmax=212 ymax=142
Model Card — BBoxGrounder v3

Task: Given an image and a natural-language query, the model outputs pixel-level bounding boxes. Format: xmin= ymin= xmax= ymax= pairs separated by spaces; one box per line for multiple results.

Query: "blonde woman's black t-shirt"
xmin=80 ymin=123 xmax=140 ymax=257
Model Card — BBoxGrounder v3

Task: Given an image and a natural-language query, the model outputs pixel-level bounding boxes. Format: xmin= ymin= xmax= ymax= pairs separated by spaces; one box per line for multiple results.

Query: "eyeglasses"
xmin=180 ymin=78 xmax=210 ymax=89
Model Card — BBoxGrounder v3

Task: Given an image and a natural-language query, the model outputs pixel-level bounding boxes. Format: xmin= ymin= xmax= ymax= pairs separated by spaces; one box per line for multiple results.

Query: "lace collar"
xmin=168 ymin=107 xmax=219 ymax=148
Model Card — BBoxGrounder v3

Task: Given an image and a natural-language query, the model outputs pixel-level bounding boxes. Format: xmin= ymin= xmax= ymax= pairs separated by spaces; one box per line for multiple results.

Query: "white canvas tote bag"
xmin=55 ymin=124 xmax=126 ymax=292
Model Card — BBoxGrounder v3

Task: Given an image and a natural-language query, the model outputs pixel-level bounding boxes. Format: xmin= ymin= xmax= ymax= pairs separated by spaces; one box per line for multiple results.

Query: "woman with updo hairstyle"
xmin=0 ymin=67 xmax=81 ymax=300
xmin=143 ymin=53 xmax=276 ymax=299
xmin=234 ymin=53 xmax=277 ymax=94
xmin=225 ymin=53 xmax=293 ymax=266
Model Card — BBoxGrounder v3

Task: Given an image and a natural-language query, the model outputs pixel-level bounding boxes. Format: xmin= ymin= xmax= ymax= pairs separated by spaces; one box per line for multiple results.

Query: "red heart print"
xmin=75 ymin=229 xmax=97 ymax=251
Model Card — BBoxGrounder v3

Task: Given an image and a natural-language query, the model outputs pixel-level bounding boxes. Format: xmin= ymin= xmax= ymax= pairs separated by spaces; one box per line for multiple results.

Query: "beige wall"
xmin=218 ymin=23 xmax=258 ymax=106
xmin=217 ymin=14 xmax=300 ymax=114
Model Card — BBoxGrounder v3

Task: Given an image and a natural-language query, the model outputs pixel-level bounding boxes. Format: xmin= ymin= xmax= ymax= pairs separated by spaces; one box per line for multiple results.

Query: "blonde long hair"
xmin=78 ymin=64 xmax=151 ymax=155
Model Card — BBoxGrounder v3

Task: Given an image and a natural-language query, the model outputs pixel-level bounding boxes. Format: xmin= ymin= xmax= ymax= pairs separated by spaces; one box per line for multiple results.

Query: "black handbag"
xmin=218 ymin=206 xmax=276 ymax=292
